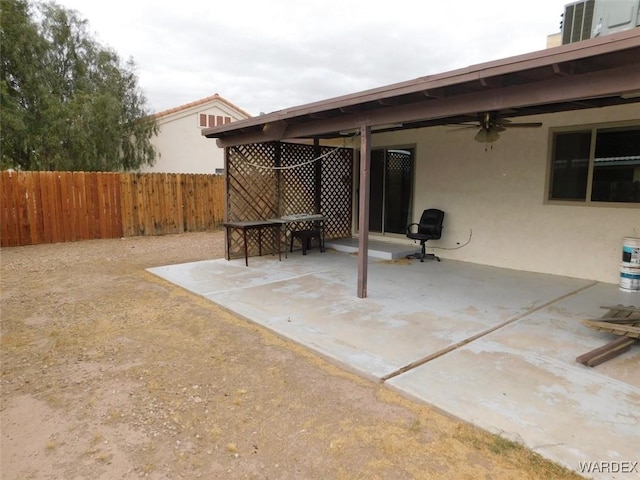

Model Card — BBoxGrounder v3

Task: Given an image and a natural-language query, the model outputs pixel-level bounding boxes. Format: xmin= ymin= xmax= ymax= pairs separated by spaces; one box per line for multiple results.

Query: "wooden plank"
xmin=149 ymin=173 xmax=158 ymax=235
xmin=69 ymin=171 xmax=80 ymax=241
xmin=174 ymin=174 xmax=184 ymax=233
xmin=1 ymin=171 xmax=19 ymax=246
xmin=0 ymin=171 xmax=10 ymax=246
xmin=194 ymin=175 xmax=204 ymax=231
xmin=191 ymin=175 xmax=202 ymax=232
xmin=47 ymin=171 xmax=59 ymax=243
xmin=201 ymin=174 xmax=210 ymax=229
xmin=17 ymin=171 xmax=29 ymax=245
xmin=104 ymin=173 xmax=115 ymax=238
xmin=576 ymin=336 xmax=637 ymax=367
xmin=120 ymin=173 xmax=134 ymax=237
xmin=582 ymin=320 xmax=640 ymax=338
xmin=76 ymin=172 xmax=90 ymax=240
xmin=119 ymin=173 xmax=129 ymax=237
xmin=24 ymin=171 xmax=39 ymax=245
xmin=124 ymin=174 xmax=134 ymax=236
xmin=196 ymin=175 xmax=209 ymax=233
xmin=162 ymin=173 xmax=172 ymax=233
xmin=145 ymin=173 xmax=153 ymax=235
xmin=53 ymin=172 xmax=65 ymax=243
xmin=112 ymin=173 xmax=123 ymax=238
xmin=146 ymin=173 xmax=155 ymax=235
xmin=217 ymin=175 xmax=224 ymax=222
xmin=210 ymin=175 xmax=223 ymax=229
xmin=15 ymin=172 xmax=31 ymax=245
xmin=169 ymin=174 xmax=177 ymax=233
xmin=88 ymin=172 xmax=100 ymax=239
xmin=103 ymin=173 xmax=113 ymax=238
xmin=131 ymin=174 xmax=141 ymax=235
xmin=212 ymin=174 xmax=224 ymax=228
xmin=593 ymin=317 xmax=640 ymax=324
xmin=97 ymin=173 xmax=108 ymax=238
xmin=58 ymin=171 xmax=73 ymax=242
xmin=11 ymin=172 xmax=23 ymax=245
xmin=600 ymin=305 xmax=640 ymax=315
xmin=65 ymin=172 xmax=78 ymax=241
xmin=8 ymin=170 xmax=21 ymax=246
xmin=179 ymin=174 xmax=188 ymax=231
xmin=104 ymin=173 xmax=117 ymax=238
xmin=40 ymin=172 xmax=54 ymax=243
xmin=203 ymin=175 xmax=213 ymax=230
xmin=31 ymin=172 xmax=44 ymax=245
xmin=169 ymin=174 xmax=181 ymax=233
xmin=201 ymin=175 xmax=210 ymax=230
xmin=96 ymin=173 xmax=107 ymax=238
xmin=173 ymin=174 xmax=182 ymax=232
xmin=138 ymin=175 xmax=146 ymax=235
xmin=145 ymin=174 xmax=152 ymax=235
xmin=155 ymin=173 xmax=165 ymax=234
xmin=2 ymin=172 xmax=20 ymax=247
xmin=183 ymin=175 xmax=195 ymax=232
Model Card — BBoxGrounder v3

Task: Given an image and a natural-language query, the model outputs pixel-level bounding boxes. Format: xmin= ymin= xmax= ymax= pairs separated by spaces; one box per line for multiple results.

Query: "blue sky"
xmin=53 ymin=0 xmax=565 ymax=116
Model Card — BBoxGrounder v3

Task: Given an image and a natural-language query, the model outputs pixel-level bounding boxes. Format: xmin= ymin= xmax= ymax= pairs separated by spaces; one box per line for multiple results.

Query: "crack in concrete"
xmin=379 ymin=281 xmax=600 ymax=382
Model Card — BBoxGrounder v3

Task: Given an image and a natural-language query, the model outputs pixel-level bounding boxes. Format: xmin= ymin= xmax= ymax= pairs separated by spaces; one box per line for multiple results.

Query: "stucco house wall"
xmin=141 ymin=95 xmax=251 ymax=174
xmin=363 ymin=103 xmax=639 ymax=285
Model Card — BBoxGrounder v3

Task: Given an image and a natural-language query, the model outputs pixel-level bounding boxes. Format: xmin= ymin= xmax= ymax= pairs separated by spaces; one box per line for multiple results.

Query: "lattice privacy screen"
xmin=226 ymin=142 xmax=353 ymax=259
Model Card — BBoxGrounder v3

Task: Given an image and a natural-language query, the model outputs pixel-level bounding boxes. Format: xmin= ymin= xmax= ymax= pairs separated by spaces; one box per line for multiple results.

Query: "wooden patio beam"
xmin=216 ymin=64 xmax=639 ymax=147
xmin=340 ymin=105 xmax=363 ymax=113
xmin=280 ymin=64 xmax=640 ymax=140
xmin=357 ymin=125 xmax=371 ymax=299
xmin=262 ymin=120 xmax=288 ymax=138
xmin=552 ymin=62 xmax=575 ymax=75
xmin=422 ymin=88 xmax=445 ymax=99
xmin=479 ymin=77 xmax=502 ymax=88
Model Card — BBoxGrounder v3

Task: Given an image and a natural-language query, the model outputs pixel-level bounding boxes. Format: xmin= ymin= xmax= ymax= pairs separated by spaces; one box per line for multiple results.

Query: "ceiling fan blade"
xmin=501 ymin=122 xmax=543 ymax=128
xmin=446 ymin=125 xmax=479 ymax=131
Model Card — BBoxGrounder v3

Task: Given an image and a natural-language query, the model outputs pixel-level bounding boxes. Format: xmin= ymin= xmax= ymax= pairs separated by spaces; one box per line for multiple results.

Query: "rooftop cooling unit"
xmin=561 ymin=0 xmax=640 ymax=44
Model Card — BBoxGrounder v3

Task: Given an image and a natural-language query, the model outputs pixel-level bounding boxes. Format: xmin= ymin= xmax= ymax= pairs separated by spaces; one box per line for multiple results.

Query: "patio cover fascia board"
xmin=202 ymin=28 xmax=640 ymax=148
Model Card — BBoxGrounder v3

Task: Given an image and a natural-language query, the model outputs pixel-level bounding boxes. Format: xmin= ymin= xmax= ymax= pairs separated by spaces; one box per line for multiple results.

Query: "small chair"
xmin=290 ymin=229 xmax=323 ymax=255
xmin=406 ymin=209 xmax=444 ymax=262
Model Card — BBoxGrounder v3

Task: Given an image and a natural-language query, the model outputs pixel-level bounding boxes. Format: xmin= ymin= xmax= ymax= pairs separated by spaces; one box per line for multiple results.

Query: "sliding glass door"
xmin=358 ymin=147 xmax=414 ymax=235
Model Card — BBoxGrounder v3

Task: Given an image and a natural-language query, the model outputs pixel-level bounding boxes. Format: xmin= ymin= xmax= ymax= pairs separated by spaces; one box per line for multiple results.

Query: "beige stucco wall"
xmin=357 ymin=104 xmax=639 ymax=285
xmin=142 ymin=102 xmax=248 ymax=174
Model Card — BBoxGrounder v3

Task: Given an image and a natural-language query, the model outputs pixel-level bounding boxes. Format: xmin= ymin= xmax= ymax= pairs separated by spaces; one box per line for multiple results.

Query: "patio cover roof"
xmin=203 ymin=28 xmax=640 ymax=147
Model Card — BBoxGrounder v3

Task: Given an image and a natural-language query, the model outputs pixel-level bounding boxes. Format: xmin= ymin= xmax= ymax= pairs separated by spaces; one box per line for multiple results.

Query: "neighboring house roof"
xmin=203 ymin=28 xmax=640 ymax=147
xmin=154 ymin=93 xmax=252 ymax=120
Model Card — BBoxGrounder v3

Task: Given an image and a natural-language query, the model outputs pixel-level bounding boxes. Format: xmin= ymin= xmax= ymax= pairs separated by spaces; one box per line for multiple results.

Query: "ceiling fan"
xmin=452 ymin=112 xmax=543 ymax=143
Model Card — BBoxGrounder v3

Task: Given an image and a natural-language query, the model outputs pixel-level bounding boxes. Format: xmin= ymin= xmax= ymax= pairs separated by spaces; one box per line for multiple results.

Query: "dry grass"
xmin=1 ymin=231 xmax=584 ymax=480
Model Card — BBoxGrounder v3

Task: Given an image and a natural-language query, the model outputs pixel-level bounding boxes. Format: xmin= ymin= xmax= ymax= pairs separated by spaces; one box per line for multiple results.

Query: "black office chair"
xmin=406 ymin=209 xmax=444 ymax=262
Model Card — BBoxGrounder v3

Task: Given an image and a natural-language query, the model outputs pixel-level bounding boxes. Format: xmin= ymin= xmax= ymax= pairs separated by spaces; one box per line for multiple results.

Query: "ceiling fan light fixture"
xmin=474 ymin=129 xmax=487 ymax=143
xmin=487 ymin=130 xmax=500 ymax=142
xmin=474 ymin=129 xmax=500 ymax=143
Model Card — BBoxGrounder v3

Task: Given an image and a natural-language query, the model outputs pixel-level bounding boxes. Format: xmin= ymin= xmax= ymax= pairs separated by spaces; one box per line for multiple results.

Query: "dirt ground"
xmin=0 ymin=230 xmax=583 ymax=480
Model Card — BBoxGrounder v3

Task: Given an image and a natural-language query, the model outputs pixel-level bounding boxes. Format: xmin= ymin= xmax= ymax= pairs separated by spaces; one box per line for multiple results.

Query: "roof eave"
xmin=202 ymin=28 xmax=640 ymax=145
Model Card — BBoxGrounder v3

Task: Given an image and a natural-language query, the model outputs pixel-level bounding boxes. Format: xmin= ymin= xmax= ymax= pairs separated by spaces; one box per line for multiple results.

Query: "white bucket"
xmin=619 ymin=263 xmax=640 ymax=292
xmin=622 ymin=237 xmax=640 ymax=266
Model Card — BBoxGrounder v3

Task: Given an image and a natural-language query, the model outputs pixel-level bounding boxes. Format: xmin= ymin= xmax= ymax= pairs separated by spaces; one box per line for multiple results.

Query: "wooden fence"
xmin=0 ymin=171 xmax=225 ymax=247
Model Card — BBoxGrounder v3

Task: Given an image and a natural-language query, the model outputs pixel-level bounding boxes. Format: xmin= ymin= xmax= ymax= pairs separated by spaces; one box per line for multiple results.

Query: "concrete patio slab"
xmin=387 ymin=282 xmax=640 ymax=475
xmin=148 ymin=249 xmax=640 ymax=479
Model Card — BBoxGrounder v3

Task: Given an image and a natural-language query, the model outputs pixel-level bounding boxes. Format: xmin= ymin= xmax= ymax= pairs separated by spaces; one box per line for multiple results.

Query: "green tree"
xmin=0 ymin=0 xmax=157 ymax=171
